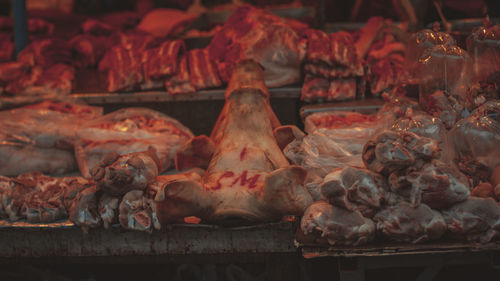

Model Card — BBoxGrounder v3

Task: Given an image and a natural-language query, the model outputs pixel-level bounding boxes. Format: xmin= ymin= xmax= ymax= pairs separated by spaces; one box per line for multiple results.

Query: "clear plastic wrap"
xmin=0 ymin=101 xmax=103 ymax=176
xmin=304 ymin=111 xmax=377 ymax=134
xmin=466 ymin=22 xmax=500 ymax=83
xmin=404 ymin=29 xmax=456 ymax=83
xmin=418 ymin=44 xmax=471 ymax=104
xmin=448 ymin=101 xmax=500 ymax=183
xmin=376 ymin=95 xmax=423 ymax=129
xmin=75 ymin=108 xmax=194 ymax=178
xmin=465 ymin=23 xmax=500 ymax=111
xmin=391 ymin=112 xmax=452 ymax=162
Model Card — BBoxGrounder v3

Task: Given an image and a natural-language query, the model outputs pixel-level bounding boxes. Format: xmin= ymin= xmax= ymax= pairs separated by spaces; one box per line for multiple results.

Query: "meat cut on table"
xmin=156 ymin=60 xmax=312 ymax=224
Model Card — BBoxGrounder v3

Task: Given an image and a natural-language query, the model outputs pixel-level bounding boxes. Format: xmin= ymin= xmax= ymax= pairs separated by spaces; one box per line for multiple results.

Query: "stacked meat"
xmin=300 ymin=97 xmax=500 ymax=246
xmin=0 ymin=100 xmax=102 ymax=176
xmin=1 ymin=39 xmax=75 ymax=97
xmin=356 ymin=17 xmax=407 ymax=97
xmin=301 ymin=30 xmax=363 ymax=102
xmin=0 ymin=173 xmax=87 ymax=224
xmin=208 ymin=5 xmax=305 ymax=88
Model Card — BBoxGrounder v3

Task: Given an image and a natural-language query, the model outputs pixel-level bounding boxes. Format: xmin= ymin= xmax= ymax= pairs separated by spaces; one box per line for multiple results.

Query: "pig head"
xmin=155 ymin=60 xmax=312 ymax=224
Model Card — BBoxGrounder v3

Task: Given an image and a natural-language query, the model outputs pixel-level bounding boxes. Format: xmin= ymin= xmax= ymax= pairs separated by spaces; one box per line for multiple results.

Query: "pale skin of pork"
xmin=156 ymin=60 xmax=312 ymax=224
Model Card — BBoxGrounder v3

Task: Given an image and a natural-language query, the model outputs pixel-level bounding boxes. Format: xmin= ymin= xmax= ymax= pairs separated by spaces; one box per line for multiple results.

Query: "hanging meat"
xmin=156 ymin=60 xmax=312 ymax=224
xmin=75 ymin=107 xmax=193 ymax=178
xmin=373 ymin=201 xmax=447 ymax=243
xmin=208 ymin=5 xmax=305 ymax=87
xmin=300 ymin=201 xmax=375 ymax=246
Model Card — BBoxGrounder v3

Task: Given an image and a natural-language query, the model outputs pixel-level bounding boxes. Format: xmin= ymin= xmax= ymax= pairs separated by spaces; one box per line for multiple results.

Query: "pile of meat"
xmin=0 ymin=172 xmax=86 ymax=223
xmin=0 ymin=16 xmax=78 ymax=98
xmin=301 ymin=29 xmax=363 ymax=102
xmin=0 ymin=100 xmax=102 ymax=176
xmin=299 ymin=97 xmax=500 ymax=246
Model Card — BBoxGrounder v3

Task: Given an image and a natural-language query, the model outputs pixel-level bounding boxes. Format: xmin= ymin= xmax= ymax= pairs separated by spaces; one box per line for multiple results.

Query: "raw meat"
xmin=0 ymin=101 xmax=102 ymax=176
xmin=321 ymin=167 xmax=388 ymax=217
xmin=70 ymin=34 xmax=112 ymax=68
xmin=0 ymin=176 xmax=14 ymax=218
xmin=121 ymin=170 xmax=204 ymax=228
xmin=0 ymin=62 xmax=28 ymax=83
xmin=327 ymin=78 xmax=357 ymax=101
xmin=449 ymin=101 xmax=500 ymax=184
xmin=156 ymin=60 xmax=312 ymax=224
xmin=187 ymin=48 xmax=222 ymax=90
xmin=143 ymin=40 xmax=185 ymax=82
xmin=17 ymin=39 xmax=73 ymax=68
xmin=300 ymin=201 xmax=375 ymax=246
xmin=369 ymin=53 xmax=404 ymax=95
xmin=0 ymin=33 xmax=13 ymax=62
xmin=420 ymin=89 xmax=465 ymax=129
xmin=136 ymin=9 xmax=197 ymax=38
xmin=68 ymin=184 xmax=101 ymax=233
xmin=103 ymin=45 xmax=143 ymax=92
xmin=98 ymin=193 xmax=120 ymax=229
xmin=91 ymin=150 xmax=160 ymax=196
xmin=389 ymin=159 xmax=470 ymax=209
xmin=165 ymin=56 xmax=195 ymax=95
xmin=442 ymin=197 xmax=500 ymax=243
xmin=305 ymin=29 xmax=333 ymax=66
xmin=75 ymin=107 xmax=193 ymax=178
xmin=466 ymin=71 xmax=499 ymax=111
xmin=119 ymin=190 xmax=156 ymax=232
xmin=301 ymin=74 xmax=328 ymax=102
xmin=208 ymin=5 xmax=305 ymax=87
xmin=374 ymin=201 xmax=446 ymax=243
xmin=362 ymin=130 xmax=440 ymax=175
xmin=0 ymin=146 xmax=76 ymax=176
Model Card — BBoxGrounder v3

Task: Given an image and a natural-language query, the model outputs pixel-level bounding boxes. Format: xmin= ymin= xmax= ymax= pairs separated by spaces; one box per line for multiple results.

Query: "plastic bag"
xmin=466 ymin=22 xmax=500 ymax=83
xmin=376 ymin=95 xmax=423 ymax=129
xmin=391 ymin=112 xmax=452 ymax=162
xmin=304 ymin=110 xmax=377 ymax=135
xmin=284 ymin=127 xmax=373 ymax=200
xmin=0 ymin=101 xmax=102 ymax=176
xmin=465 ymin=22 xmax=500 ymax=111
xmin=448 ymin=101 xmax=500 ymax=182
xmin=404 ymin=28 xmax=456 ymax=83
xmin=75 ymin=107 xmax=194 ymax=178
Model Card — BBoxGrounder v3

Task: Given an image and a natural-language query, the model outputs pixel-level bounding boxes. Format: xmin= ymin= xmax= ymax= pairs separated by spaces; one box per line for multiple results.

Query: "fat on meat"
xmin=91 ymin=150 xmax=160 ymax=196
xmin=389 ymin=159 xmax=470 ymax=209
xmin=362 ymin=130 xmax=440 ymax=176
xmin=374 ymin=201 xmax=447 ymax=243
xmin=301 ymin=201 xmax=375 ymax=246
xmin=442 ymin=197 xmax=500 ymax=243
xmin=321 ymin=167 xmax=388 ymax=217
xmin=187 ymin=48 xmax=222 ymax=90
xmin=75 ymin=107 xmax=193 ymax=178
xmin=156 ymin=60 xmax=312 ymax=224
xmin=208 ymin=5 xmax=305 ymax=87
